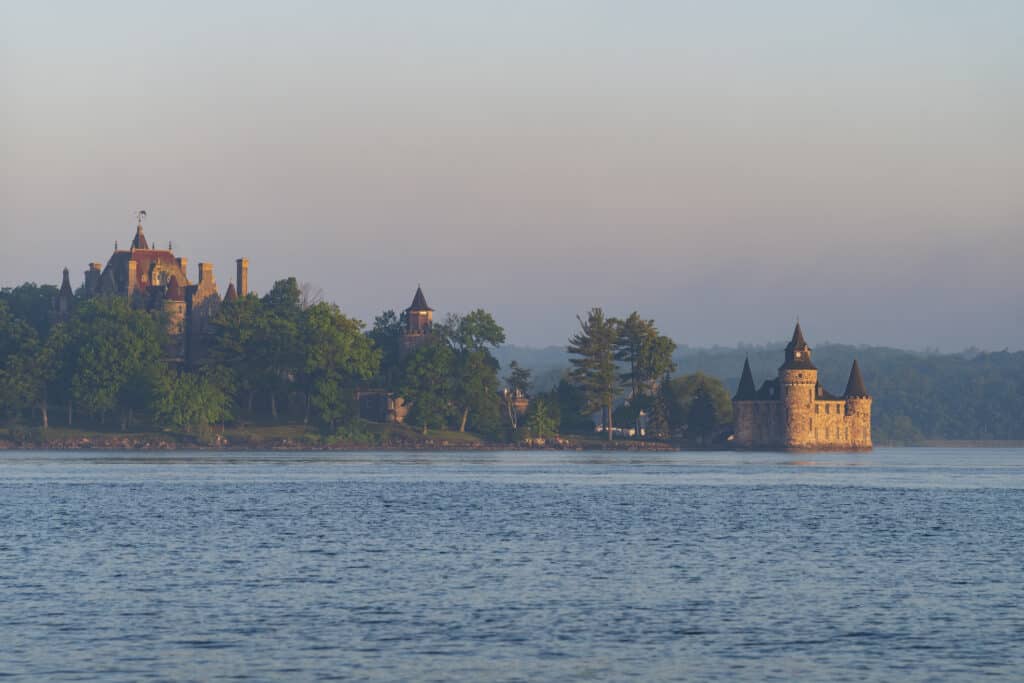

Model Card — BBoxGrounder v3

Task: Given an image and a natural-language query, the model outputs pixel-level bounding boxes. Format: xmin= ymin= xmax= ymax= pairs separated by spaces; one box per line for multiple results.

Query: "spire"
xmin=224 ymin=282 xmax=238 ymax=302
xmin=789 ymin=321 xmax=807 ymax=349
xmin=781 ymin=320 xmax=816 ymax=370
xmin=844 ymin=360 xmax=869 ymax=398
xmin=407 ymin=285 xmax=432 ymax=312
xmin=131 ymin=223 xmax=149 ymax=250
xmin=59 ymin=267 xmax=73 ymax=296
xmin=734 ymin=357 xmax=757 ymax=400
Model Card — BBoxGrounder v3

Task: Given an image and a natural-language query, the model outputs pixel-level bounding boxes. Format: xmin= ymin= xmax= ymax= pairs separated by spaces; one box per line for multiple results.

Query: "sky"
xmin=2 ymin=1 xmax=1022 ymax=351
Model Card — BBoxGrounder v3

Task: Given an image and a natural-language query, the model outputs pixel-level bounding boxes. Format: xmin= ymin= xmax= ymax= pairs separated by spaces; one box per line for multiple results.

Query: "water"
xmin=2 ymin=448 xmax=1024 ymax=681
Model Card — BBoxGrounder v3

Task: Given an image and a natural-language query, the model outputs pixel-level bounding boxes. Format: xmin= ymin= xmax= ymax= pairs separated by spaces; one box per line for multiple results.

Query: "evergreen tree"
xmin=568 ymin=308 xmax=621 ymax=440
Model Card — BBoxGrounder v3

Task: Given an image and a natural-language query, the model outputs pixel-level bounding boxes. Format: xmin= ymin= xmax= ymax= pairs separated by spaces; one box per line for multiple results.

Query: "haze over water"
xmin=3 ymin=2 xmax=1023 ymax=350
xmin=2 ymin=448 xmax=1023 ymax=681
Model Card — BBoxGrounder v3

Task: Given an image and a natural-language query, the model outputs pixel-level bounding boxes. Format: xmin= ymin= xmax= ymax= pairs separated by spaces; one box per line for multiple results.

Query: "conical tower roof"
xmin=844 ymin=359 xmax=869 ymax=398
xmin=224 ymin=282 xmax=238 ymax=302
xmin=734 ymin=357 xmax=757 ymax=400
xmin=59 ymin=267 xmax=73 ymax=296
xmin=780 ymin=321 xmax=816 ymax=370
xmin=407 ymin=285 xmax=432 ymax=311
xmin=131 ymin=223 xmax=149 ymax=250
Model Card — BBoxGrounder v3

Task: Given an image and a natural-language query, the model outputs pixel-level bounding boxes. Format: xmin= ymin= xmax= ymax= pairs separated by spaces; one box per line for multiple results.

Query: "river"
xmin=2 ymin=448 xmax=1022 ymax=681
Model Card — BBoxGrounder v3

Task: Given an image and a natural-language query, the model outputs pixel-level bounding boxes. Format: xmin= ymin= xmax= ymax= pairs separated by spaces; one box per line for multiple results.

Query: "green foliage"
xmin=524 ymin=397 xmax=557 ymax=440
xmin=368 ymin=309 xmax=406 ymax=389
xmin=615 ymin=312 xmax=677 ymax=399
xmin=504 ymin=361 xmax=532 ymax=396
xmin=0 ymin=283 xmax=60 ymax=338
xmin=302 ymin=302 xmax=380 ymax=430
xmin=568 ymin=308 xmax=621 ymax=439
xmin=667 ymin=373 xmax=733 ymax=441
xmin=153 ymin=369 xmax=232 ymax=435
xmin=400 ymin=342 xmax=455 ymax=433
xmin=65 ymin=297 xmax=165 ymax=427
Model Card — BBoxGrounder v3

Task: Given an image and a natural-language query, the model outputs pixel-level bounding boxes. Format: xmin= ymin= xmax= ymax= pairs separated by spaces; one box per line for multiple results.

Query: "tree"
xmin=257 ymin=279 xmax=305 ymax=418
xmin=368 ymin=309 xmax=406 ymax=390
xmin=667 ymin=373 xmax=733 ymax=442
xmin=504 ymin=361 xmax=532 ymax=396
xmin=206 ymin=293 xmax=264 ymax=416
xmin=153 ymin=370 xmax=232 ymax=436
xmin=568 ymin=308 xmax=621 ymax=440
xmin=687 ymin=385 xmax=718 ymax=446
xmin=614 ymin=312 xmax=677 ymax=434
xmin=0 ymin=283 xmax=60 ymax=339
xmin=399 ymin=342 xmax=455 ymax=434
xmin=524 ymin=398 xmax=557 ymax=440
xmin=65 ymin=297 xmax=165 ymax=429
xmin=301 ymin=302 xmax=380 ymax=429
xmin=438 ymin=310 xmax=506 ymax=432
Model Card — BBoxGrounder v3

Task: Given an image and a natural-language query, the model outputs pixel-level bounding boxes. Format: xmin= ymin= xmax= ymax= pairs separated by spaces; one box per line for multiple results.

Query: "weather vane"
xmin=136 ymin=209 xmax=147 ymax=226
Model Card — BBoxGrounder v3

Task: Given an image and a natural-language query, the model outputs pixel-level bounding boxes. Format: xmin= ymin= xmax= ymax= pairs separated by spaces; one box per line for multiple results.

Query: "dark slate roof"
xmin=780 ymin=321 xmax=817 ymax=370
xmin=131 ymin=225 xmax=149 ymax=250
xmin=815 ymin=381 xmax=841 ymax=401
xmin=757 ymin=378 xmax=778 ymax=401
xmin=224 ymin=282 xmax=238 ymax=302
xmin=59 ymin=267 xmax=73 ymax=296
xmin=407 ymin=285 xmax=432 ymax=311
xmin=733 ymin=357 xmax=758 ymax=400
xmin=844 ymin=360 xmax=869 ymax=397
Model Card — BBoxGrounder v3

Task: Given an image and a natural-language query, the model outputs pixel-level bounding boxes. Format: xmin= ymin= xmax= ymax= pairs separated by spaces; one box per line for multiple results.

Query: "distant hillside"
xmin=495 ymin=343 xmax=1024 ymax=444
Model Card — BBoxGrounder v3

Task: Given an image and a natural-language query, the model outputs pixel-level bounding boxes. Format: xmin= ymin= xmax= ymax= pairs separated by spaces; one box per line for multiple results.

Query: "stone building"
xmin=63 ymin=215 xmax=248 ymax=364
xmin=732 ymin=323 xmax=872 ymax=451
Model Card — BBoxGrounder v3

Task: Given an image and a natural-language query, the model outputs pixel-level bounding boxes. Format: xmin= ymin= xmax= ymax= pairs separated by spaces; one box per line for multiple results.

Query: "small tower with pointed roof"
xmin=844 ymin=359 xmax=872 ymax=449
xmin=400 ymin=285 xmax=435 ymax=356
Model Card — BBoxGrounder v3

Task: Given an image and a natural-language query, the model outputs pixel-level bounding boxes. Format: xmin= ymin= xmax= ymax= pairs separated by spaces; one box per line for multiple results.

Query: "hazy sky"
xmin=3 ymin=1 xmax=1022 ymax=350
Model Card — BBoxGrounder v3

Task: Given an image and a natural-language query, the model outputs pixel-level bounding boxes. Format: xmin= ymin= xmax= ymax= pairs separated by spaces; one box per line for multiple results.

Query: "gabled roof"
xmin=733 ymin=357 xmax=757 ymax=400
xmin=224 ymin=282 xmax=238 ymax=302
xmin=166 ymin=276 xmax=184 ymax=301
xmin=407 ymin=285 xmax=432 ymax=311
xmin=844 ymin=360 xmax=869 ymax=398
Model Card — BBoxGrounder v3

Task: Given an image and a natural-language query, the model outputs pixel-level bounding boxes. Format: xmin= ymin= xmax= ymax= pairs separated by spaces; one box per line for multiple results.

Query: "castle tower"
xmin=55 ymin=267 xmax=74 ymax=319
xmin=731 ymin=357 xmax=758 ymax=447
xmin=844 ymin=360 xmax=872 ymax=449
xmin=400 ymin=285 xmax=434 ymax=356
xmin=779 ymin=322 xmax=818 ymax=449
xmin=131 ymin=221 xmax=149 ymax=250
xmin=236 ymin=258 xmax=249 ymax=297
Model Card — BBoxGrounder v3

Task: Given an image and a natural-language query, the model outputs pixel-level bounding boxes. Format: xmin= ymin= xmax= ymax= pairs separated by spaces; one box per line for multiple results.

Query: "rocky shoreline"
xmin=0 ymin=434 xmax=680 ymax=452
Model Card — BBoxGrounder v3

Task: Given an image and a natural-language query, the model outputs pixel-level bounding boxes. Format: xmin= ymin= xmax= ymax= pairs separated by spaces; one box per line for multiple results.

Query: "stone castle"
xmin=732 ymin=323 xmax=872 ymax=451
xmin=54 ymin=215 xmax=248 ymax=364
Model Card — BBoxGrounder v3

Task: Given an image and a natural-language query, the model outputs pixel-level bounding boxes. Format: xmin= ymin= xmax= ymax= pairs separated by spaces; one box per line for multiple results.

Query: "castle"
xmin=732 ymin=323 xmax=872 ymax=451
xmin=54 ymin=214 xmax=248 ymax=364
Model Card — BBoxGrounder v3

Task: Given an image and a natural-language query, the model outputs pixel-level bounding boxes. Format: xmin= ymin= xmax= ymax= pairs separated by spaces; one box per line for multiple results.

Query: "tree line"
xmin=1 ymin=280 xmax=738 ymax=443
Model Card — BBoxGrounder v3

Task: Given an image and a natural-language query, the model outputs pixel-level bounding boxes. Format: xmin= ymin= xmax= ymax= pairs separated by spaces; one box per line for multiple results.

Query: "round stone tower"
xmin=843 ymin=359 xmax=873 ymax=450
xmin=779 ymin=323 xmax=818 ymax=449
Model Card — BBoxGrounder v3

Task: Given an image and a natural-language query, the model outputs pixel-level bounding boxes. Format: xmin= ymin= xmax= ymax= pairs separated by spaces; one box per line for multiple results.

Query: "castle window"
xmin=815 ymin=405 xmax=819 ymax=414
xmin=825 ymin=404 xmax=830 ymax=414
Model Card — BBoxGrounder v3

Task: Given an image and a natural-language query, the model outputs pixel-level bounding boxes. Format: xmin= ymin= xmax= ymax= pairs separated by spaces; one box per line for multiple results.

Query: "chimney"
xmin=177 ymin=257 xmax=188 ymax=281
xmin=126 ymin=260 xmax=137 ymax=296
xmin=236 ymin=257 xmax=249 ymax=297
xmin=198 ymin=262 xmax=214 ymax=287
xmin=84 ymin=263 xmax=102 ymax=295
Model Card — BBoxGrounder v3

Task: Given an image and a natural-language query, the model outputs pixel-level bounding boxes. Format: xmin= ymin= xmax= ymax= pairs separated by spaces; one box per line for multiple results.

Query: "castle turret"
xmin=84 ymin=263 xmax=102 ymax=297
xmin=732 ymin=357 xmax=758 ymax=447
xmin=55 ymin=267 xmax=74 ymax=319
xmin=224 ymin=282 xmax=238 ymax=302
xmin=844 ymin=360 xmax=872 ymax=449
xmin=779 ymin=322 xmax=818 ymax=449
xmin=400 ymin=285 xmax=434 ymax=356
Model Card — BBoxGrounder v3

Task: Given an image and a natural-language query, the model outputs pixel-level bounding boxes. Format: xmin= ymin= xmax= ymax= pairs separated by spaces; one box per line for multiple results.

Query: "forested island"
xmin=1 ymin=278 xmax=1022 ymax=450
